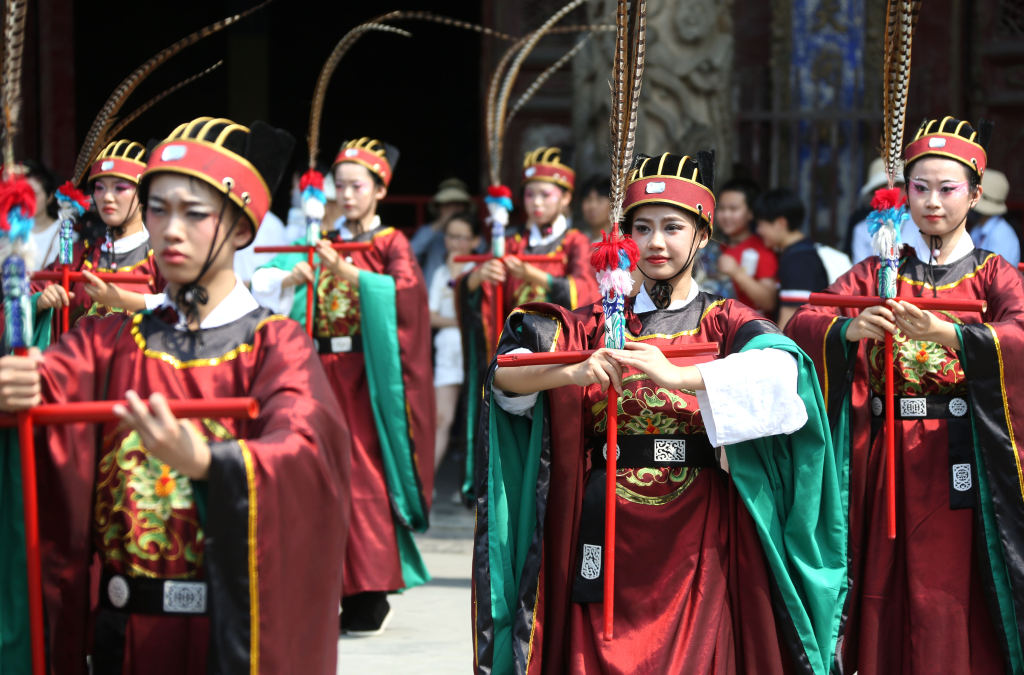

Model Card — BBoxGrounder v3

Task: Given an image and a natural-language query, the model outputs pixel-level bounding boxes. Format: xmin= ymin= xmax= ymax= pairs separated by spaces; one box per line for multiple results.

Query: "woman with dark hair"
xmin=473 ymin=150 xmax=845 ymax=674
xmin=786 ymin=116 xmax=1024 ymax=674
xmin=23 ymin=159 xmax=62 ymax=270
xmin=252 ymin=136 xmax=435 ymax=636
xmin=0 ymin=116 xmax=350 ymax=674
xmin=33 ymin=140 xmax=164 ymax=325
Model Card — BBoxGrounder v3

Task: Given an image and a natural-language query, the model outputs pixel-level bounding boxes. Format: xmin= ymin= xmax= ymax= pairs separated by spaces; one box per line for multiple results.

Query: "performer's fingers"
xmin=148 ymin=392 xmax=179 ymax=431
xmin=622 ymin=341 xmax=655 ymax=353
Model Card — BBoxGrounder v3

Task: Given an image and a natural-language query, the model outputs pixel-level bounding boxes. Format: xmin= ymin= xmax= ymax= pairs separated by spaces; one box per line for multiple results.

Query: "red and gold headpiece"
xmin=522 ymin=146 xmax=575 ymax=191
xmin=141 ymin=116 xmax=294 ymax=237
xmin=89 ymin=140 xmax=147 ymax=184
xmin=904 ymin=116 xmax=988 ymax=178
xmin=332 ymin=137 xmax=394 ymax=187
xmin=622 ymin=152 xmax=716 ymax=232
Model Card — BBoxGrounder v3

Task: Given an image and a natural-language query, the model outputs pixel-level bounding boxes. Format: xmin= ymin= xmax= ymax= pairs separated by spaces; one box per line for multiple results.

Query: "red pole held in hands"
xmin=254 ymin=242 xmax=373 ymax=338
xmin=807 ymin=292 xmax=985 ymax=539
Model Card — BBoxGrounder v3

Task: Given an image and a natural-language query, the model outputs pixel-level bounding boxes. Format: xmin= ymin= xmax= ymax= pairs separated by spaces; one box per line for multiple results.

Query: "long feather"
xmin=1 ymin=0 xmax=27 ymax=172
xmin=505 ymin=33 xmax=597 ymax=131
xmin=71 ymin=0 xmax=275 ymax=184
xmin=106 ymin=61 xmax=224 ymax=141
xmin=493 ymin=0 xmax=588 ymax=183
xmin=307 ymin=23 xmax=412 ymax=169
xmin=881 ymin=0 xmax=921 ymax=187
xmin=370 ymin=10 xmax=516 ymax=42
xmin=609 ymin=0 xmax=646 ymax=226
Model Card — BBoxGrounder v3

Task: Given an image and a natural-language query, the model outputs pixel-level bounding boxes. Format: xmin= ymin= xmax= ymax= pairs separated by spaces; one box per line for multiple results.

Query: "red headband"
xmin=332 ymin=146 xmax=392 ymax=187
xmin=143 ymin=139 xmax=270 ymax=229
xmin=623 ymin=176 xmax=716 ymax=228
xmin=522 ymin=162 xmax=575 ymax=191
xmin=89 ymin=157 xmax=147 ymax=184
xmin=904 ymin=133 xmax=987 ymax=176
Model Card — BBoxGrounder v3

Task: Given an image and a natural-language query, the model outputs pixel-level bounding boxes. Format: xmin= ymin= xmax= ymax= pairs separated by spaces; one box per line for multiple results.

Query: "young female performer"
xmin=34 ymin=140 xmax=164 ymax=324
xmin=252 ymin=137 xmax=434 ymax=635
xmin=460 ymin=146 xmax=598 ymax=346
xmin=473 ymin=151 xmax=846 ymax=675
xmin=0 ymin=116 xmax=350 ymax=674
xmin=785 ymin=116 xmax=1024 ymax=674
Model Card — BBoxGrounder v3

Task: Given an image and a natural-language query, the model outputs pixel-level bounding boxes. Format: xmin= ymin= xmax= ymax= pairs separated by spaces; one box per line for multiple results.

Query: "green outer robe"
xmin=474 ymin=327 xmax=848 ymax=675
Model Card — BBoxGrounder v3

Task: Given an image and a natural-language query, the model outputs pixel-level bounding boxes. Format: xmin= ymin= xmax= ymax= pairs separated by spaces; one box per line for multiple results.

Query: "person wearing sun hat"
xmin=0 ymin=115 xmax=352 ymax=674
xmin=252 ymin=135 xmax=435 ymax=637
xmin=968 ymin=168 xmax=1019 ymax=265
xmin=475 ymin=148 xmax=845 ymax=673
xmin=411 ymin=176 xmax=474 ymax=285
xmin=787 ymin=115 xmax=1024 ymax=674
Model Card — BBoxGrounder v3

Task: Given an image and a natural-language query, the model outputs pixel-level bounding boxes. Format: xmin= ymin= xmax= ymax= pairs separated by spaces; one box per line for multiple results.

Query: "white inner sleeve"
xmin=695 ymin=347 xmax=806 ymax=447
xmin=143 ymin=293 xmax=166 ymax=310
xmin=493 ymin=348 xmax=540 ymax=416
xmin=250 ymin=266 xmax=296 ymax=316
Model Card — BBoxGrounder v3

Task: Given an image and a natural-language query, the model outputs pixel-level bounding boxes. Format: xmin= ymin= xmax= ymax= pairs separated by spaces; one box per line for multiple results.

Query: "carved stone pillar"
xmin=573 ymin=0 xmax=735 ymax=182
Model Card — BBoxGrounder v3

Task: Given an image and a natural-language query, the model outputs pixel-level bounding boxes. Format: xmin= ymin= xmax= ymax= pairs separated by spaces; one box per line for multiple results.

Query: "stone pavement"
xmin=337 ymin=455 xmax=476 ymax=674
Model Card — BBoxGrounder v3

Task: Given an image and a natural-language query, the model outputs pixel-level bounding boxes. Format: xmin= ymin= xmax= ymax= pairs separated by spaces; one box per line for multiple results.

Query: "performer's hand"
xmin=887 ymin=299 xmax=961 ymax=349
xmin=610 ymin=342 xmax=705 ymax=391
xmin=472 ymin=258 xmax=506 ymax=288
xmin=717 ymin=253 xmax=739 ymax=278
xmin=0 ymin=348 xmax=43 ymax=411
xmin=114 ymin=390 xmax=211 ymax=480
xmin=503 ymin=255 xmax=528 ymax=280
xmin=315 ymin=240 xmax=361 ymax=284
xmin=81 ymin=270 xmax=123 ymax=308
xmin=566 ymin=348 xmax=623 ymax=394
xmin=846 ymin=305 xmax=897 ymax=342
xmin=37 ymin=283 xmax=73 ymax=310
xmin=282 ymin=261 xmax=315 ymax=289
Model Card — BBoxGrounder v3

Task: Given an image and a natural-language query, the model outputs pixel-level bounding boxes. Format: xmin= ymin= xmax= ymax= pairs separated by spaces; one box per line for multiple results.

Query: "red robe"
xmin=310 ymin=225 xmax=434 ymax=594
xmin=785 ymin=246 xmax=1024 ymax=674
xmin=32 ymin=236 xmax=164 ymax=329
xmin=35 ymin=307 xmax=350 ymax=674
xmin=474 ymin=295 xmax=845 ymax=674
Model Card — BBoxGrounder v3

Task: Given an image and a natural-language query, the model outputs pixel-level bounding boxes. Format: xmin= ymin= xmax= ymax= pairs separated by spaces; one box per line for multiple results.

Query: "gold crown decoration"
xmin=88 ymin=139 xmax=148 ymax=184
xmin=904 ymin=115 xmax=988 ymax=177
xmin=332 ymin=136 xmax=394 ymax=186
xmin=521 ymin=146 xmax=576 ymax=190
xmin=142 ymin=116 xmax=272 ymax=233
xmin=623 ymin=152 xmax=716 ymax=230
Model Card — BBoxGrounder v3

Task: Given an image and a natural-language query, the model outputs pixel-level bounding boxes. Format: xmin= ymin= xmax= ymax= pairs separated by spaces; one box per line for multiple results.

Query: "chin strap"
xmin=176 ymin=193 xmax=241 ymax=331
xmin=635 ymin=227 xmax=705 ymax=309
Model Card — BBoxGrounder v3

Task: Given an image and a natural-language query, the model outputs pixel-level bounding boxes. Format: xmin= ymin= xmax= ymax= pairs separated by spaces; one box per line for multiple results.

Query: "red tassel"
xmin=487 ymin=184 xmax=512 ymax=201
xmin=0 ymin=178 xmax=37 ymax=231
xmin=590 ymin=226 xmax=640 ymax=272
xmin=56 ymin=181 xmax=91 ymax=210
xmin=870 ymin=187 xmax=906 ymax=211
xmin=299 ymin=169 xmax=324 ymax=192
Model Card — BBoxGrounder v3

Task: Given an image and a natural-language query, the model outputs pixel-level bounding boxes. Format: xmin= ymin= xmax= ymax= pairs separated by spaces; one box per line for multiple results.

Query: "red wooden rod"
xmin=603 ymin=387 xmax=618 ymax=640
xmin=252 ymin=242 xmax=372 ymax=253
xmin=61 ymin=266 xmax=70 ymax=334
xmin=306 ymin=249 xmax=315 ymax=337
xmin=453 ymin=253 xmax=566 ymax=263
xmin=497 ymin=343 xmax=719 ymax=367
xmin=31 ymin=270 xmax=154 ymax=284
xmin=808 ymin=293 xmax=986 ymax=313
xmin=12 ymin=347 xmax=45 ymax=675
xmin=0 ymin=397 xmax=259 ymax=427
xmin=885 ymin=334 xmax=896 ymax=539
xmin=493 ymin=283 xmax=504 ymax=354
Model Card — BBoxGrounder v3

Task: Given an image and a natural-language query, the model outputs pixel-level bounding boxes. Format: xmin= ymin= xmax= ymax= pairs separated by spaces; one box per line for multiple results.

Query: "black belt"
xmin=869 ymin=393 xmax=969 ymax=420
xmin=869 ymin=394 xmax=976 ymax=510
xmin=588 ymin=433 xmax=717 ymax=469
xmin=572 ymin=434 xmax=716 ymax=603
xmin=100 ymin=570 xmax=208 ymax=616
xmin=315 ymin=334 xmax=362 ymax=354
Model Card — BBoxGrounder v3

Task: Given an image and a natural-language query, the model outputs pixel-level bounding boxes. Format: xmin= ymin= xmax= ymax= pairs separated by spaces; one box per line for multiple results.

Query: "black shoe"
xmin=340 ymin=591 xmax=392 ymax=637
